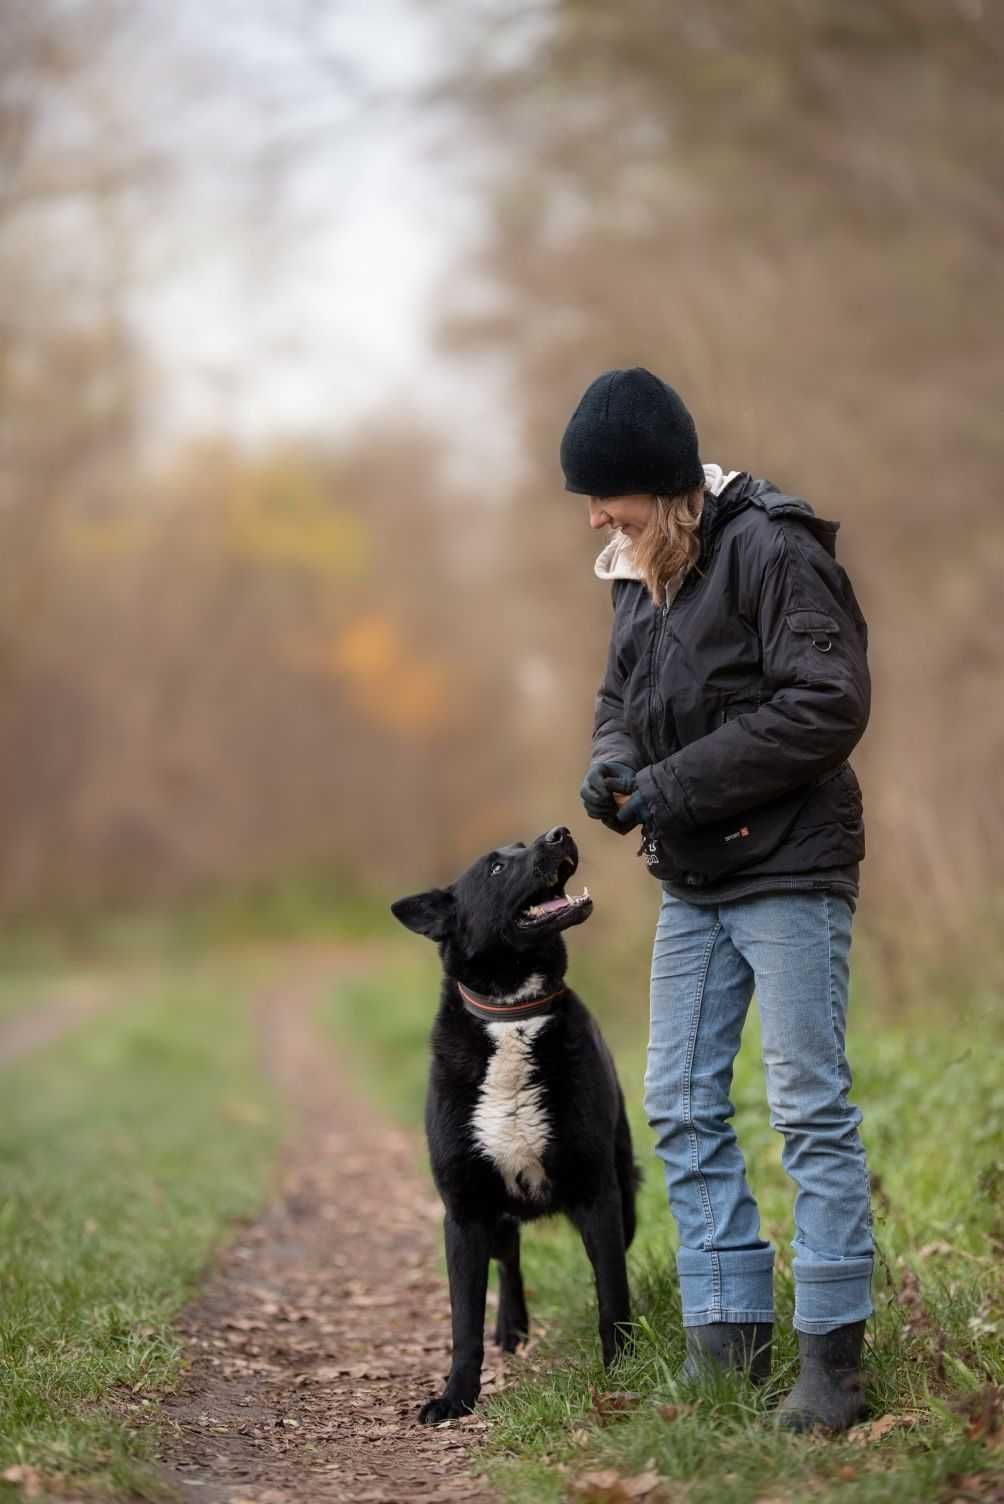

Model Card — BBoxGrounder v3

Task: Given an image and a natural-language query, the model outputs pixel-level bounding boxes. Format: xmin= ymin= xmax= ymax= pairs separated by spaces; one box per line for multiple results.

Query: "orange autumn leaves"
xmin=326 ymin=615 xmax=450 ymax=737
xmin=217 ymin=453 xmax=451 ymax=735
xmin=63 ymin=445 xmax=452 ymax=741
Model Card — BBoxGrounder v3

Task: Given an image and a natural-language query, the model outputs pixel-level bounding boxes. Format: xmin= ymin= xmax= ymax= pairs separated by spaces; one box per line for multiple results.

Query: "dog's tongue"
xmin=534 ymin=896 xmax=569 ymax=914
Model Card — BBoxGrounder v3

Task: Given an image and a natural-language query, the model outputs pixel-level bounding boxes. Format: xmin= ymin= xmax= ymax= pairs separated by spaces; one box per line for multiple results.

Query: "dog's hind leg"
xmin=571 ymin=1188 xmax=632 ymax=1368
xmin=491 ymin=1217 xmax=529 ymax=1352
xmin=418 ymin=1214 xmax=491 ymax=1425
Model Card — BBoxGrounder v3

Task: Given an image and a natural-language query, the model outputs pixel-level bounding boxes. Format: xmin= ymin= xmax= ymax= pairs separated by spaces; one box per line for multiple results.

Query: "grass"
xmin=325 ymin=946 xmax=1004 ymax=1504
xmin=0 ymin=870 xmax=390 ymax=980
xmin=0 ymin=974 xmax=74 ymax=1023
xmin=0 ymin=968 xmax=280 ymax=1500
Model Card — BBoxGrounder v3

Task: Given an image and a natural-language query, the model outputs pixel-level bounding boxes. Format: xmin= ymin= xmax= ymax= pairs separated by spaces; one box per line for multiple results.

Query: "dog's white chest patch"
xmin=471 ymin=1016 xmax=552 ymax=1201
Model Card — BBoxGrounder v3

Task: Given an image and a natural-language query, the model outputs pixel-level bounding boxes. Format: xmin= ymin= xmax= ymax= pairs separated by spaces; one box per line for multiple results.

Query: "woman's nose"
xmin=588 ymin=501 xmax=610 ymax=529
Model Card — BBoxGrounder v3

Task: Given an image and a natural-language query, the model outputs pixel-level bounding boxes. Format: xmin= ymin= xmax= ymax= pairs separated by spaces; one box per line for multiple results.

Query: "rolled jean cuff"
xmin=793 ymin=1256 xmax=874 ymax=1334
xmin=677 ymin=1246 xmax=775 ymax=1327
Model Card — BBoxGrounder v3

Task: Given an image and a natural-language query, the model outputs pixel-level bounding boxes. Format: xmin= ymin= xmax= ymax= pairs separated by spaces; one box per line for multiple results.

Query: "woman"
xmin=561 ymin=367 xmax=874 ymax=1433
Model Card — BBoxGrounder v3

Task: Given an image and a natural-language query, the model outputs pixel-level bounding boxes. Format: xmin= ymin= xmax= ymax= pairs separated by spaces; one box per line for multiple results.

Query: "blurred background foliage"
xmin=1 ymin=0 xmax=1001 ymax=1004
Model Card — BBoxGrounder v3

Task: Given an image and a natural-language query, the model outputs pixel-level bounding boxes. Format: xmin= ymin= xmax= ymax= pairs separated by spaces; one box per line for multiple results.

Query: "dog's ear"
xmin=390 ymin=887 xmax=456 ymax=941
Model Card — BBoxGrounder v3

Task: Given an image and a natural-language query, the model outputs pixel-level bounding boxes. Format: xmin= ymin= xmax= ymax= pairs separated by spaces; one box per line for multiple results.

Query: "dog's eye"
xmin=489 ymin=860 xmax=504 ymax=876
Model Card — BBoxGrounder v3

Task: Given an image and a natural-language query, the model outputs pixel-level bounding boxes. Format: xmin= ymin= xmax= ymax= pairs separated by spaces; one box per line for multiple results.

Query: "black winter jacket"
xmin=591 ymin=473 xmax=870 ymax=895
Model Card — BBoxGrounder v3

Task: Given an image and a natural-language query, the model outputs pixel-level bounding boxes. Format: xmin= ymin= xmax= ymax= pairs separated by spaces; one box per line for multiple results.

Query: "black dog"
xmin=391 ymin=826 xmax=638 ymax=1423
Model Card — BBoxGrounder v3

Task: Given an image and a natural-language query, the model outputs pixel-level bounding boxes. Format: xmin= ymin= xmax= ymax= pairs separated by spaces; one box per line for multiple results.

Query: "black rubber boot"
xmin=679 ymin=1322 xmax=773 ymax=1385
xmin=778 ymin=1321 xmax=867 ymax=1432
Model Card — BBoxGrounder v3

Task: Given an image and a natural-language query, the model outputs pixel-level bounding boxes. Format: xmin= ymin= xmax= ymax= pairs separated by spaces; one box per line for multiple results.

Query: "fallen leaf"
xmin=953 ymin=1386 xmax=1004 ymax=1448
xmin=1 ymin=1466 xmax=45 ymax=1499
xmin=847 ymin=1412 xmax=918 ymax=1444
xmin=622 ymin=1471 xmax=662 ymax=1499
xmin=590 ymin=1387 xmax=643 ymax=1421
xmin=313 ymin=1362 xmax=390 ymax=1382
xmin=570 ymin=1467 xmax=664 ymax=1501
xmin=571 ymin=1469 xmax=620 ymax=1493
xmin=918 ymin=1240 xmax=955 ymax=1259
xmin=656 ymin=1402 xmax=694 ymax=1422
xmin=943 ymin=1472 xmax=1004 ymax=1503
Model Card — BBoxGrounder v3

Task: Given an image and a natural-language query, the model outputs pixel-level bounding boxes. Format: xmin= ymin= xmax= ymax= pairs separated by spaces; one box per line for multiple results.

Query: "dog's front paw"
xmin=417 ymin=1391 xmax=477 ymax=1425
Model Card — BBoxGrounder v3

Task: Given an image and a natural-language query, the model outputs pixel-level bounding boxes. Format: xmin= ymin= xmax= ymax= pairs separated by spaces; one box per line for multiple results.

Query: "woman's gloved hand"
xmin=613 ymin=787 xmax=652 ymax=831
xmin=580 ymin=759 xmax=638 ymax=820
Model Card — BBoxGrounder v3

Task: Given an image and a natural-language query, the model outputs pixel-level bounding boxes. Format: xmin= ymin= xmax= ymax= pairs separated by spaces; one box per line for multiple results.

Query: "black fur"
xmin=391 ymin=826 xmax=639 ymax=1424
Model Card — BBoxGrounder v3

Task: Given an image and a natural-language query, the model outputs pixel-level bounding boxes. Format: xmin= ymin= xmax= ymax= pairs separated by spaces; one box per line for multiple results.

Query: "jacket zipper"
xmin=635 ymin=597 xmax=671 ymax=864
xmin=647 ymin=594 xmax=671 ymax=761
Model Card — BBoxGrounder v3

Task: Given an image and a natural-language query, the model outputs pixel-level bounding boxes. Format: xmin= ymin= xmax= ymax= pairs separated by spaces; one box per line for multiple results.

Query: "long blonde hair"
xmin=629 ymin=488 xmax=705 ymax=605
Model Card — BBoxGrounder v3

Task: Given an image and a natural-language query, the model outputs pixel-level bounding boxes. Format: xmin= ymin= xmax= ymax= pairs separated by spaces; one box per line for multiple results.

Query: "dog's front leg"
xmin=572 ymin=1190 xmax=632 ymax=1368
xmin=418 ymin=1214 xmax=491 ymax=1424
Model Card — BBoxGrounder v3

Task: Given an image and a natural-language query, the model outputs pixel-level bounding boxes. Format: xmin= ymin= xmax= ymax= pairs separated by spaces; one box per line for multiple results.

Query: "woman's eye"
xmin=489 ymin=861 xmax=504 ymax=876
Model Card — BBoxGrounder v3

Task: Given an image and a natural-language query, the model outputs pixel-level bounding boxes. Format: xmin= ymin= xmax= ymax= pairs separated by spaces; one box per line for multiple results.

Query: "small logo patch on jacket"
xmin=723 ymin=825 xmax=750 ymax=844
xmin=640 ymin=834 xmax=661 ymax=867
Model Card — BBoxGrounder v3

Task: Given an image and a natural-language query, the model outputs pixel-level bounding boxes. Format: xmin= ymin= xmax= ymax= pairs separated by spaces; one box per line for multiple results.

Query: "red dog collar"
xmin=453 ymin=979 xmax=567 ymax=1022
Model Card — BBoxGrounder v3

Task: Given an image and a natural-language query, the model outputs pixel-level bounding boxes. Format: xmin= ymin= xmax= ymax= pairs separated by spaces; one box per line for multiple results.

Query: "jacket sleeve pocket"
xmin=784 ymin=610 xmax=840 ymax=653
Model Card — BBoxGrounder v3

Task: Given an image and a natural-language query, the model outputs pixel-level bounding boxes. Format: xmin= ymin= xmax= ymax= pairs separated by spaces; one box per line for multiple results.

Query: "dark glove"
xmin=580 ymin=760 xmax=638 ymax=820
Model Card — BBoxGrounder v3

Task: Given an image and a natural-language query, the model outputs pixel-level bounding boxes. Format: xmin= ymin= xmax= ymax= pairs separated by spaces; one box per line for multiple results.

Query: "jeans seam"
xmin=823 ymin=895 xmax=842 ymax=1083
xmin=825 ymin=892 xmax=875 ymax=1246
xmin=682 ymin=920 xmax=723 ymax=1314
xmin=802 ymin=895 xmax=873 ymax=1286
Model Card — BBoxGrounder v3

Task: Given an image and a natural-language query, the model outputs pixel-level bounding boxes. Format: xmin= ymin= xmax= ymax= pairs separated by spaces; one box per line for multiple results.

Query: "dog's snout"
xmin=544 ymin=826 xmax=569 ymax=845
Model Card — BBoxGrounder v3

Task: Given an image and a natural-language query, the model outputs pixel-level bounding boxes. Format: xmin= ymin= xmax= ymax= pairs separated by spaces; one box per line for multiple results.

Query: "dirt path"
xmin=155 ymin=959 xmax=500 ymax=1504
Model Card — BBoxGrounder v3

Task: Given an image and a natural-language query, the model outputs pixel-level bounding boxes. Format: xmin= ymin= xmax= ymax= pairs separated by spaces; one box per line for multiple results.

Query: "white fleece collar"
xmin=593 ymin=463 xmax=740 ymax=583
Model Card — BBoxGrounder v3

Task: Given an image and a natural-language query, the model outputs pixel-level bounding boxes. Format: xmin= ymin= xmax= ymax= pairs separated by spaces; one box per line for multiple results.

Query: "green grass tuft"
xmin=0 ymin=974 xmax=280 ymax=1498
xmin=0 ymin=872 xmax=392 ymax=977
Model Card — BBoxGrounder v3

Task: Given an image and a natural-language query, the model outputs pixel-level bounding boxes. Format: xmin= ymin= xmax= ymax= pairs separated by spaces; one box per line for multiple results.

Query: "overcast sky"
xmin=128 ymin=0 xmax=496 ymax=461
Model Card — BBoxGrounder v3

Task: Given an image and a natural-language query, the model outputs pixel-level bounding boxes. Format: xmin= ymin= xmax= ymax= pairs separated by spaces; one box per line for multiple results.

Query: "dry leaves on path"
xmin=569 ymin=1465 xmax=666 ymax=1501
xmin=149 ymin=963 xmax=495 ymax=1503
xmin=942 ymin=1472 xmax=1004 ymax=1504
xmin=846 ymin=1412 xmax=920 ymax=1445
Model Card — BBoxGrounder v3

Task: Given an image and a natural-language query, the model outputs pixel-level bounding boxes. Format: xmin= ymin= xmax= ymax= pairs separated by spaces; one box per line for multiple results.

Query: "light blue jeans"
xmin=644 ymin=886 xmax=873 ymax=1334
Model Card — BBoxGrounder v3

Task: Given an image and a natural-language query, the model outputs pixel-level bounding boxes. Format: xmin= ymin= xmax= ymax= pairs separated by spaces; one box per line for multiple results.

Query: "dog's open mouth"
xmin=515 ymin=857 xmax=593 ymax=930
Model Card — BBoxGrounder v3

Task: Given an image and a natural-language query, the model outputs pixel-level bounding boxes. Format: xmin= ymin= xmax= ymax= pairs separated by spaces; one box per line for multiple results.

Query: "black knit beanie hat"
xmin=559 ymin=366 xmax=704 ymax=498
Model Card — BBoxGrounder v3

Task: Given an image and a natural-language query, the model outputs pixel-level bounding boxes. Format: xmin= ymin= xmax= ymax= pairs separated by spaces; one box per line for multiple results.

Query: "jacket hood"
xmin=593 ymin=464 xmax=740 ymax=583
xmin=594 ymin=468 xmax=840 ymax=581
xmin=711 ymin=477 xmax=841 ymax=557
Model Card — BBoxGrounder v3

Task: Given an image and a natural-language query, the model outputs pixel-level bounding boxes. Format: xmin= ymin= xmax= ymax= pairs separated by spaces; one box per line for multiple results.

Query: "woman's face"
xmin=587 ymin=494 xmax=655 ymax=540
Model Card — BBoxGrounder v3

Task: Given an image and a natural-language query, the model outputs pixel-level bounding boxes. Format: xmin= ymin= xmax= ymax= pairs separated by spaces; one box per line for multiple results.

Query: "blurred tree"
xmin=0 ymin=0 xmax=163 ymax=904
xmin=428 ymin=0 xmax=1004 ymax=974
